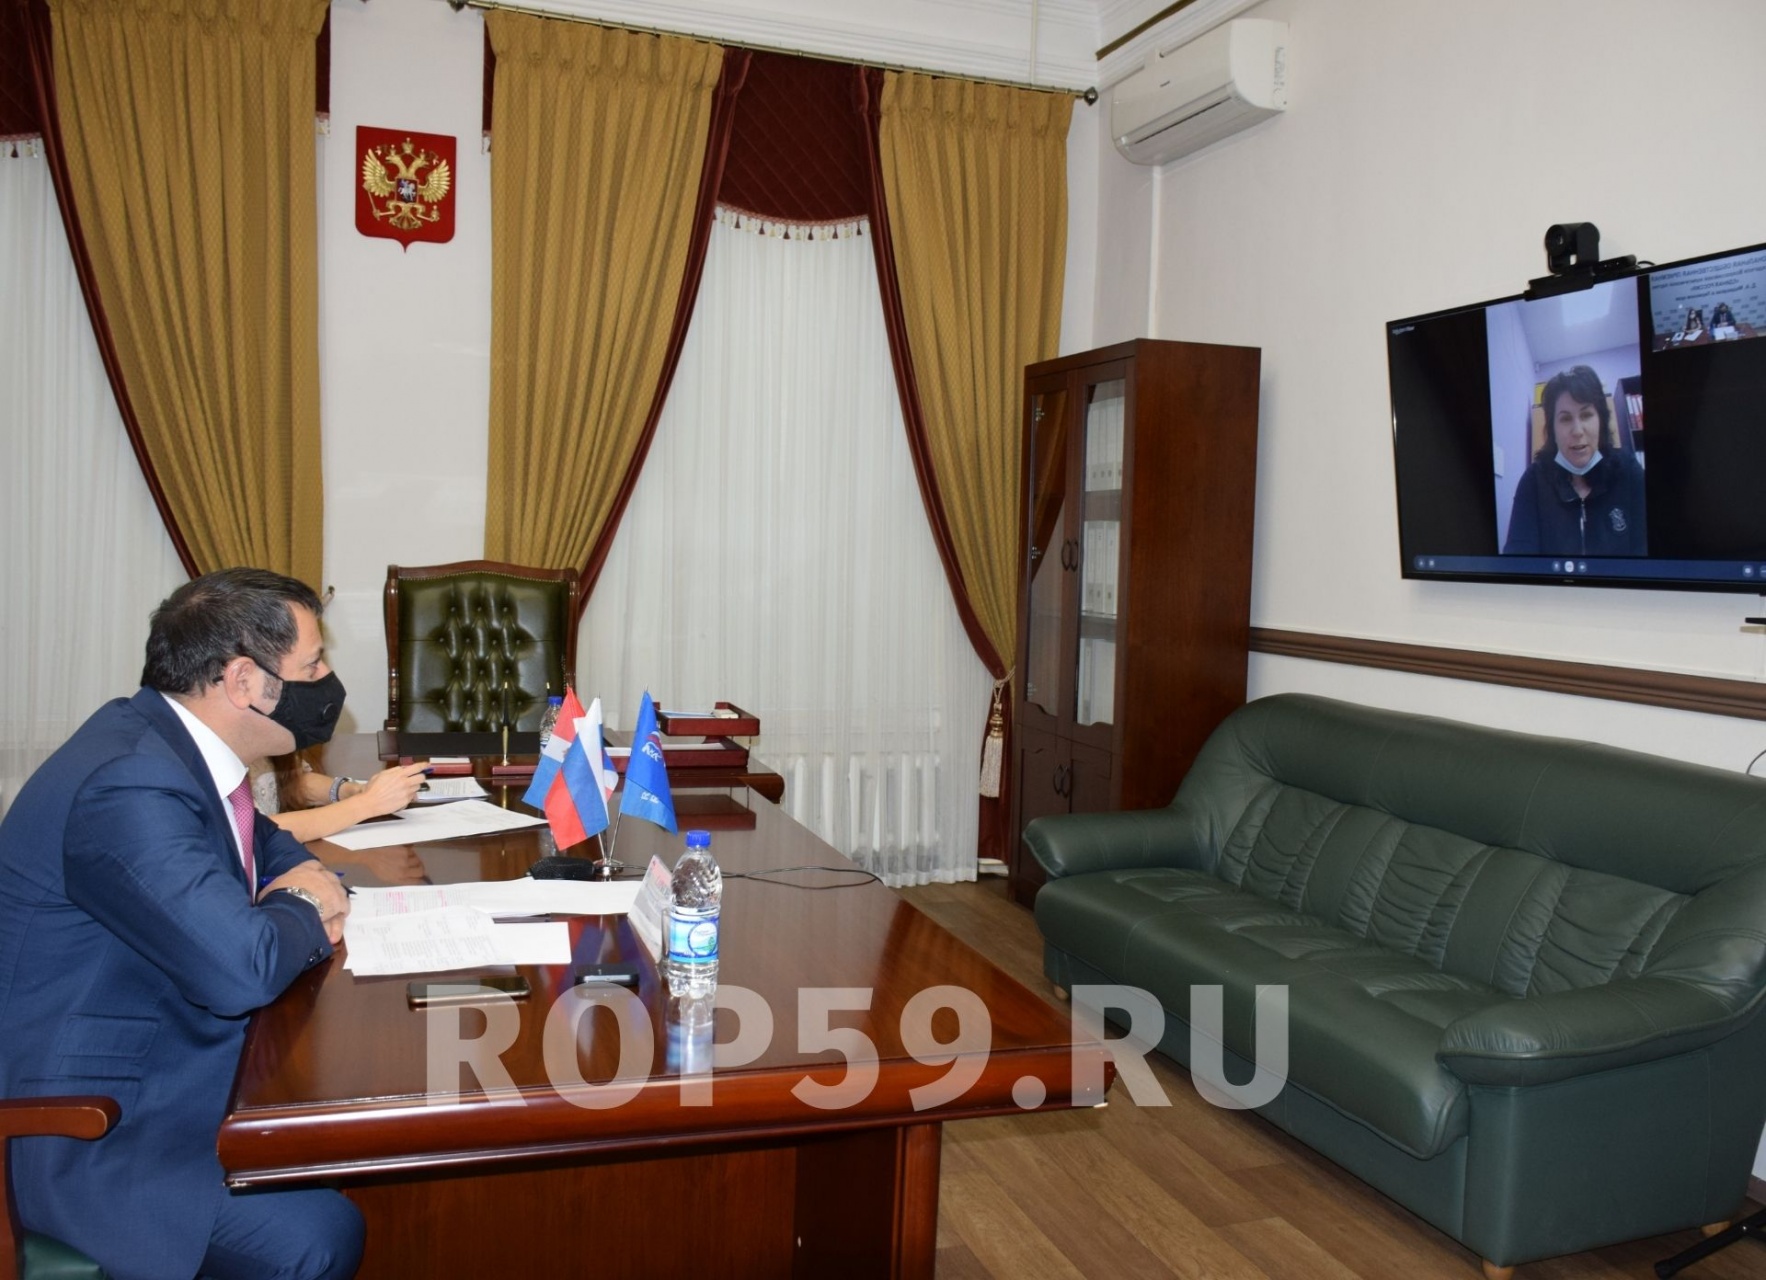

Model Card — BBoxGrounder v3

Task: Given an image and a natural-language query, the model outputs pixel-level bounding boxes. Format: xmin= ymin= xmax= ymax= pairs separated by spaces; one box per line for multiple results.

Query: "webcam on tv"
xmin=1525 ymin=222 xmax=1639 ymax=300
xmin=1544 ymin=222 xmax=1600 ymax=273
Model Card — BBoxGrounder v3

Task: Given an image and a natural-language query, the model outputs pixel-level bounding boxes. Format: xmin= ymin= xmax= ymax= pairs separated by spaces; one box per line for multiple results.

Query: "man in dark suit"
xmin=0 ymin=569 xmax=364 ymax=1279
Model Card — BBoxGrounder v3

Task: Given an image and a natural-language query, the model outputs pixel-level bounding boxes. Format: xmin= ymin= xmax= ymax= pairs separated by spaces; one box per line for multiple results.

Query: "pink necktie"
xmin=227 ymin=778 xmax=257 ymax=895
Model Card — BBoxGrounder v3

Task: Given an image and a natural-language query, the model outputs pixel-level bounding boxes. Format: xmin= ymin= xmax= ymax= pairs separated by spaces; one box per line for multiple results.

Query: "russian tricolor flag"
xmin=546 ymin=696 xmax=614 ymax=850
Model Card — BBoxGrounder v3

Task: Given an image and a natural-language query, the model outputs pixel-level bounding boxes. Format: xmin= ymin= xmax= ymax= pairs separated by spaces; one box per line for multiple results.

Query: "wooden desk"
xmin=220 ymin=754 xmax=1109 ymax=1278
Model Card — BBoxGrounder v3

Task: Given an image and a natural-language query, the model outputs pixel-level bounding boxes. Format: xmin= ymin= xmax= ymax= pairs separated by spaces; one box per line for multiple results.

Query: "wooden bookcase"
xmin=1008 ymin=339 xmax=1262 ymax=904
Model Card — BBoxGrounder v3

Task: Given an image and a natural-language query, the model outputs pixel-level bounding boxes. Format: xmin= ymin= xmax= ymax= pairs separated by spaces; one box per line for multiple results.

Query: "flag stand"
xmin=590 ymin=813 xmax=624 ymax=880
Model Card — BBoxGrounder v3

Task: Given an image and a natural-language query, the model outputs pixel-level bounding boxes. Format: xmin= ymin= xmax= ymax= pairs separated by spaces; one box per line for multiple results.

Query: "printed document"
xmin=339 ymin=878 xmax=643 ymax=976
xmin=323 ymin=799 xmax=545 ymax=850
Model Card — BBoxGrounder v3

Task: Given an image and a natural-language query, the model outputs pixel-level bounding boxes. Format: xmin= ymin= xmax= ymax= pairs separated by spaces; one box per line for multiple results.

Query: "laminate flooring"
xmin=898 ymin=878 xmax=1766 ymax=1280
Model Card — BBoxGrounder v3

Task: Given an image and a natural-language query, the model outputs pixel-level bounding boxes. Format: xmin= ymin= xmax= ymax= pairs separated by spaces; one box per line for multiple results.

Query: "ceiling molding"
xmin=487 ymin=0 xmax=1102 ymax=92
xmin=1096 ymin=0 xmax=1265 ymax=90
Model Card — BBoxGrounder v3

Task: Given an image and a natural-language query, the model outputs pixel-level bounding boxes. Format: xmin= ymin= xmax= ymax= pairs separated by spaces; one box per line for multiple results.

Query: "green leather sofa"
xmin=1025 ymin=693 xmax=1766 ymax=1274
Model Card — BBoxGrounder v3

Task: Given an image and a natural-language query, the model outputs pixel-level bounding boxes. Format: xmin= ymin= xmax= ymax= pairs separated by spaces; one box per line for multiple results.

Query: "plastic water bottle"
xmin=667 ymin=999 xmax=715 ymax=1070
xmin=537 ymin=694 xmax=564 ymax=748
xmin=666 ymin=830 xmax=721 ymax=998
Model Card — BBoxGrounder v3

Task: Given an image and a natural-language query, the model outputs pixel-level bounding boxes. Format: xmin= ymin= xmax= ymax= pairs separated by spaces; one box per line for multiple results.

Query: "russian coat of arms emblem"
xmin=355 ymin=127 xmax=455 ymax=250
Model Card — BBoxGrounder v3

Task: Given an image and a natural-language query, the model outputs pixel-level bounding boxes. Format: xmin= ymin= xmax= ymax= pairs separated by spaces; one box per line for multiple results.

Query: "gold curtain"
xmin=878 ymin=73 xmax=1071 ymax=668
xmin=483 ymin=13 xmax=722 ymax=570
xmin=48 ymin=0 xmax=328 ymax=583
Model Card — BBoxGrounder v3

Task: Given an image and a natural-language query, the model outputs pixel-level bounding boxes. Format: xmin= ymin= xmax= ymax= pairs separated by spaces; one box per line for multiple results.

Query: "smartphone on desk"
xmin=573 ymin=962 xmax=642 ymax=989
xmin=407 ymin=976 xmax=531 ymax=1007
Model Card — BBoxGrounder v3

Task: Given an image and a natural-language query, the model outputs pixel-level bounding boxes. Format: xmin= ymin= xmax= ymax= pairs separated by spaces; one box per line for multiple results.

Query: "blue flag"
xmin=622 ymin=690 xmax=677 ymax=833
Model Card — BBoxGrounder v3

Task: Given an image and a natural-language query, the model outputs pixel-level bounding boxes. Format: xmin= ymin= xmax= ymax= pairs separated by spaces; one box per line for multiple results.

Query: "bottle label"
xmin=666 ymin=910 xmax=719 ymax=963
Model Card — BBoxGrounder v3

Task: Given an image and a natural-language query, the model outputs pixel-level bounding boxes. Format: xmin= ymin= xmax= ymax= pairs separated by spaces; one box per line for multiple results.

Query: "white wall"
xmin=1087 ymin=0 xmax=1766 ymax=1179
xmin=319 ymin=0 xmax=492 ymax=731
xmin=1060 ymin=102 xmax=1101 ymax=357
xmin=1090 ymin=0 xmax=1766 ymax=743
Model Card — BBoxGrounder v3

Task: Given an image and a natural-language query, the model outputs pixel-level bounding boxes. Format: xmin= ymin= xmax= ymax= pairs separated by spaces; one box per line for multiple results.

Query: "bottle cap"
xmin=547 ymin=694 xmax=563 ymax=705
xmin=685 ymin=830 xmax=711 ymax=849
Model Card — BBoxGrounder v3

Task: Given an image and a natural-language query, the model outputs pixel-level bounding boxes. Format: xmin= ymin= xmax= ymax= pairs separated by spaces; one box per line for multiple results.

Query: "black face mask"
xmin=254 ymin=670 xmax=347 ymax=750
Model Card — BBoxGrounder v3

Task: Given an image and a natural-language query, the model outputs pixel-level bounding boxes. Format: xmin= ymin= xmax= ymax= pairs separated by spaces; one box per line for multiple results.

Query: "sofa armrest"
xmin=1438 ymin=976 xmax=1755 ymax=1086
xmin=1023 ymin=807 xmax=1202 ymax=881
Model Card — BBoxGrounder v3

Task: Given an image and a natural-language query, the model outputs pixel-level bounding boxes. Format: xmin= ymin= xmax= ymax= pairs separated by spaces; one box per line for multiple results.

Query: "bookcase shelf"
xmin=1010 ymin=339 xmax=1262 ymax=904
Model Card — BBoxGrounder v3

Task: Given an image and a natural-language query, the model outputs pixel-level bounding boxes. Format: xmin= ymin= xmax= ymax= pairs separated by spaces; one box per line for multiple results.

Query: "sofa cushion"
xmin=1207 ymin=780 xmax=1692 ymax=999
xmin=1038 ymin=866 xmax=1501 ymax=1157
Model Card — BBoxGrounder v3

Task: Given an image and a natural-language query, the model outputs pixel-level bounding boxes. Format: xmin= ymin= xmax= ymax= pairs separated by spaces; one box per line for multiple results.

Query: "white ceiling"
xmin=1516 ymin=282 xmax=1642 ymax=367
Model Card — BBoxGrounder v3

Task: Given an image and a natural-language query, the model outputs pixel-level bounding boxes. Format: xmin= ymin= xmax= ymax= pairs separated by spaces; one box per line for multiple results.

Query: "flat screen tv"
xmin=1388 ymin=239 xmax=1766 ymax=591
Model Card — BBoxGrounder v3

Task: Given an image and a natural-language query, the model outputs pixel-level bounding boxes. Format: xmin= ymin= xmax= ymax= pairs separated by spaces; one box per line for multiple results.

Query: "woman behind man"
xmin=1502 ymin=364 xmax=1648 ymax=557
xmin=251 ymin=752 xmax=429 ymax=842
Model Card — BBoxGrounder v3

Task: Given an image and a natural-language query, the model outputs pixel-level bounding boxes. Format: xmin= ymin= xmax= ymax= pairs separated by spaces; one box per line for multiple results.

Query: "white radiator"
xmin=771 ymin=750 xmax=940 ymax=868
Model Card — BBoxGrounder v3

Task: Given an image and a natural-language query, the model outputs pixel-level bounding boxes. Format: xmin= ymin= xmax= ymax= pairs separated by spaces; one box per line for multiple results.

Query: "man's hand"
xmin=354 ymin=763 xmax=429 ymax=817
xmin=259 ymin=859 xmax=350 ymax=944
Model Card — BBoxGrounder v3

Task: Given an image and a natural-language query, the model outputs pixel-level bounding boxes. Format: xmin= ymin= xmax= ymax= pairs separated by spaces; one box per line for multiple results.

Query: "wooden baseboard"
xmin=1249 ymin=627 xmax=1766 ymax=723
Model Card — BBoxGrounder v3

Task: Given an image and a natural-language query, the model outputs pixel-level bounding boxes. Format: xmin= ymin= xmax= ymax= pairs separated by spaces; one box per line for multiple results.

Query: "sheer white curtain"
xmin=581 ymin=209 xmax=992 ymax=885
xmin=0 ymin=150 xmax=186 ymax=812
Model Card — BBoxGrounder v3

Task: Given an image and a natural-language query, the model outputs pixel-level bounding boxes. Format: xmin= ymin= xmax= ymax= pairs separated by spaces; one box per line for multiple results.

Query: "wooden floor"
xmin=898 ymin=878 xmax=1766 ymax=1280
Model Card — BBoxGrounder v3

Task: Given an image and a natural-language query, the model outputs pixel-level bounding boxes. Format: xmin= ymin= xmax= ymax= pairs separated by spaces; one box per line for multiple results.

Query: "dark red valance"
xmin=719 ymin=50 xmax=868 ymax=222
xmin=0 ymin=0 xmax=40 ymax=141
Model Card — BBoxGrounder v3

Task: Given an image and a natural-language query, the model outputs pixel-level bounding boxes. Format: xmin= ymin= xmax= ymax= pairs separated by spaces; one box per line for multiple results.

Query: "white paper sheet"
xmin=322 ymin=799 xmax=546 ymax=850
xmin=347 ymin=879 xmax=642 ymax=919
xmin=340 ymin=906 xmax=573 ymax=975
xmin=413 ymin=777 xmax=488 ymax=802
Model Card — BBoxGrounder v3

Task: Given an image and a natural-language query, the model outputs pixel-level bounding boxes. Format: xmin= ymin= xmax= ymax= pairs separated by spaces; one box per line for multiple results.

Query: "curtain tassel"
xmin=978 ymin=675 xmax=1009 ymax=798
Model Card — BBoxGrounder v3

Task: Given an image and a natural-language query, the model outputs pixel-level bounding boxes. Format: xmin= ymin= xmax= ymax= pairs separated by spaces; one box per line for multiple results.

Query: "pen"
xmin=335 ymin=868 xmax=354 ymax=897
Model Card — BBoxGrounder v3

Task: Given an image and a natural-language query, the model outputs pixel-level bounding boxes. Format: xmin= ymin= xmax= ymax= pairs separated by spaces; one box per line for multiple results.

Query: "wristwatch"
xmin=328 ymin=776 xmax=363 ymax=803
xmin=271 ymin=885 xmax=324 ymax=914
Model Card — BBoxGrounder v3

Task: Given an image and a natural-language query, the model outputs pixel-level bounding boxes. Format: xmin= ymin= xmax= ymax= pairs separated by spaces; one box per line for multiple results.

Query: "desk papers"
xmin=341 ymin=907 xmax=563 ymax=975
xmin=349 ymin=880 xmax=643 ymax=919
xmin=323 ymin=799 xmax=544 ymax=850
xmin=414 ymin=777 xmax=488 ymax=802
xmin=341 ymin=879 xmax=643 ymax=976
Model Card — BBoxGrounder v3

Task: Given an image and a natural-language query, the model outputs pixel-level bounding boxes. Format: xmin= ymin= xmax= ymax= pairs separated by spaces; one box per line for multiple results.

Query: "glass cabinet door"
xmin=1075 ymin=378 xmax=1124 ymax=728
xmin=1023 ymin=384 xmax=1069 ymax=720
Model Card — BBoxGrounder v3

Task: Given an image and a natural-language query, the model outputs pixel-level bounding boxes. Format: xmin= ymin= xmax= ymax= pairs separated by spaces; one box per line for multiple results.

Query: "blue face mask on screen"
xmin=1555 ymin=449 xmax=1603 ymax=477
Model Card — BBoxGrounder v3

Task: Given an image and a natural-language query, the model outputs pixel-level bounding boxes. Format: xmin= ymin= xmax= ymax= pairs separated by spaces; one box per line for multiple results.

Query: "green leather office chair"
xmin=383 ymin=561 xmax=580 ymax=733
xmin=2 ymin=1096 xmax=118 ymax=1280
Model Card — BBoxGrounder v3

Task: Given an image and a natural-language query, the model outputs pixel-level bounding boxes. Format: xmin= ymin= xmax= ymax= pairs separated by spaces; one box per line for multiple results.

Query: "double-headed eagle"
xmin=361 ymin=138 xmax=452 ymax=231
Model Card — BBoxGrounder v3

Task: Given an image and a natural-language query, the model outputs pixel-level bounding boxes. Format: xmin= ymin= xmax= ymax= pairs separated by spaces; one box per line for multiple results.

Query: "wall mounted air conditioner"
xmin=1111 ymin=18 xmax=1287 ymax=165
